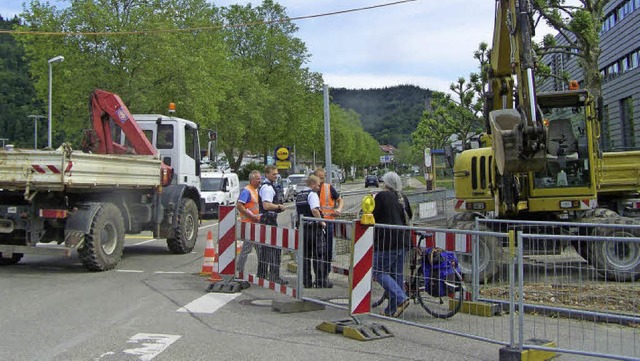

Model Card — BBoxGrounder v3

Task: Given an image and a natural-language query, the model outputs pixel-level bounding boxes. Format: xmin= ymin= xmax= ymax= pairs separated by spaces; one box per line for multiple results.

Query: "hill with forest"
xmin=330 ymin=85 xmax=433 ymax=147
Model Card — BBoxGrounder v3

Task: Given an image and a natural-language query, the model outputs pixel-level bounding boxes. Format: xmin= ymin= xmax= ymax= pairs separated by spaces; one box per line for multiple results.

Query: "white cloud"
xmin=3 ymin=0 xmax=562 ymax=92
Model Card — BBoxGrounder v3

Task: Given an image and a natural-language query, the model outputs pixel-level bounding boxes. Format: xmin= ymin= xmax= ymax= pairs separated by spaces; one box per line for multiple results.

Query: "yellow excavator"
xmin=450 ymin=0 xmax=640 ymax=282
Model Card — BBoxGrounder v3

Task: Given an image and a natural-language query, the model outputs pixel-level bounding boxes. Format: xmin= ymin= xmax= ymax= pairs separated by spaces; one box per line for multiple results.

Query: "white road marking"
xmin=177 ymin=293 xmax=239 ymax=314
xmin=116 ymin=270 xmax=144 ymax=273
xmin=153 ymin=271 xmax=185 ymax=274
xmin=122 ymin=333 xmax=181 ymax=361
xmin=130 ymin=239 xmax=161 ymax=246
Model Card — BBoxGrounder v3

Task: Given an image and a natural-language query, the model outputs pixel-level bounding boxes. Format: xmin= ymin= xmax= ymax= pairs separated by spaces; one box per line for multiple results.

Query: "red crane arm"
xmin=89 ymin=89 xmax=173 ymax=185
xmin=90 ymin=89 xmax=157 ymax=156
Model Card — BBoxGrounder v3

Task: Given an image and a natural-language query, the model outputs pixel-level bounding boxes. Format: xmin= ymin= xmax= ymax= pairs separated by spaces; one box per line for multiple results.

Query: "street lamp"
xmin=27 ymin=115 xmax=46 ymax=149
xmin=48 ymin=55 xmax=64 ymax=149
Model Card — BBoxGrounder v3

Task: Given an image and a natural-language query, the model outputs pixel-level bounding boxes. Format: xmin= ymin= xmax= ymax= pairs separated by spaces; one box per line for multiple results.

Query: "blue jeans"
xmin=373 ymin=249 xmax=408 ymax=315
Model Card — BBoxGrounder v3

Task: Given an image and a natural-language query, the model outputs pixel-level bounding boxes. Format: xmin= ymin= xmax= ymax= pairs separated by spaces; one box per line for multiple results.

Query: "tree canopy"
xmin=1 ymin=0 xmax=379 ymax=172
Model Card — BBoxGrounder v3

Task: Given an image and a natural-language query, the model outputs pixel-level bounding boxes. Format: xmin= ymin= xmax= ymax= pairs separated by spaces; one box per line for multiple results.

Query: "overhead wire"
xmin=0 ymin=0 xmax=417 ymax=36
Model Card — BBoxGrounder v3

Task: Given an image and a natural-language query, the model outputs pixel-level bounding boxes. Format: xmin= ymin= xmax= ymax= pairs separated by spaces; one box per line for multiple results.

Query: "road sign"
xmin=276 ymin=147 xmax=289 ymax=161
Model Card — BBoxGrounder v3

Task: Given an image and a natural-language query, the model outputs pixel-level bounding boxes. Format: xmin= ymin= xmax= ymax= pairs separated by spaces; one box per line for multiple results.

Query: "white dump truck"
xmin=0 ymin=89 xmax=203 ymax=271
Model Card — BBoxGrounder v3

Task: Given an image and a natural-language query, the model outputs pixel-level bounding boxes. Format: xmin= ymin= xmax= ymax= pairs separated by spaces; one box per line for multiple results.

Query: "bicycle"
xmin=372 ymin=231 xmax=465 ymax=319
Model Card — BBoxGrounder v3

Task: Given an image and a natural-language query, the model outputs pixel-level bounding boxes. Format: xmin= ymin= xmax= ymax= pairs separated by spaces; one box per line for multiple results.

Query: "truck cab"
xmin=131 ymin=114 xmax=201 ymax=191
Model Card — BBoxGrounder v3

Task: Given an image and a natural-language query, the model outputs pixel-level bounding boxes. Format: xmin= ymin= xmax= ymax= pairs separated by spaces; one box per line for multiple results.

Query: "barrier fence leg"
xmin=316 ymin=221 xmax=393 ymax=341
xmin=272 ymin=217 xmax=324 ymax=313
xmin=498 ymin=231 xmax=556 ymax=361
xmin=207 ymin=205 xmax=246 ymax=293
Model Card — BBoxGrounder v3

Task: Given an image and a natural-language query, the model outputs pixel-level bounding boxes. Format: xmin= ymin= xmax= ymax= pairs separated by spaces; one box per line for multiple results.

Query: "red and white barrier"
xmin=237 ymin=222 xmax=298 ymax=250
xmin=415 ymin=231 xmax=472 ymax=253
xmin=217 ymin=205 xmax=237 ymax=277
xmin=349 ymin=221 xmax=373 ymax=315
xmin=233 ymin=214 xmax=298 ymax=297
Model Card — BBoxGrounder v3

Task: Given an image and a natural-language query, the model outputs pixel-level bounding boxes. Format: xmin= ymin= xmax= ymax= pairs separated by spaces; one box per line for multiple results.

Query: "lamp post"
xmin=47 ymin=55 xmax=64 ymax=149
xmin=27 ymin=115 xmax=46 ymax=149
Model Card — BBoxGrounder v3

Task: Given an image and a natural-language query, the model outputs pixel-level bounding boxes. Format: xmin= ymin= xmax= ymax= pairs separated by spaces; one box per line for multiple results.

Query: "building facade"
xmin=539 ymin=0 xmax=640 ymax=151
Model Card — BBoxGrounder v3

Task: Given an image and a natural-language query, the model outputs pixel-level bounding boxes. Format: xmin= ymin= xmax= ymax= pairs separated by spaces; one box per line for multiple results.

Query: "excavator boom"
xmin=488 ymin=0 xmax=546 ymax=175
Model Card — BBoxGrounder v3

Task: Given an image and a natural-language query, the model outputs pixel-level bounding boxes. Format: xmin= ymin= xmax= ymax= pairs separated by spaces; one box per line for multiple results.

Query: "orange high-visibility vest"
xmin=240 ymin=185 xmax=259 ymax=223
xmin=319 ymin=183 xmax=336 ymax=219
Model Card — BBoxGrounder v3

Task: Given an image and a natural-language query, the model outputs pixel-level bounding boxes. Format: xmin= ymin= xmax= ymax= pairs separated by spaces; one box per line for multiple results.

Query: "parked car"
xmin=287 ymin=174 xmax=307 ymax=198
xmin=200 ymin=171 xmax=240 ymax=218
xmin=365 ymin=175 xmax=379 ymax=188
xmin=279 ymin=177 xmax=296 ymax=202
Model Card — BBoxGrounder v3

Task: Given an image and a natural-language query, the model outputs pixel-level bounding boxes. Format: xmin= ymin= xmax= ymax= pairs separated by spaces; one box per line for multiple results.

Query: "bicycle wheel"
xmin=415 ymin=267 xmax=464 ymax=319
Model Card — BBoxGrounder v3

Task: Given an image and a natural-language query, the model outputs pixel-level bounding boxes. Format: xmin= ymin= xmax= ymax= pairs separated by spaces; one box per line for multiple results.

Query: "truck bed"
xmin=0 ymin=148 xmax=161 ymax=192
xmin=599 ymin=150 xmax=640 ymax=194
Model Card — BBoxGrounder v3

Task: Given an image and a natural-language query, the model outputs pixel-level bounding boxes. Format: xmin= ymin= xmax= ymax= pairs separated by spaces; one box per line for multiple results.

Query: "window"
xmin=157 ymin=124 xmax=174 ymax=149
xmin=621 ymin=58 xmax=629 ymax=72
xmin=184 ymin=124 xmax=200 ymax=162
xmin=632 ymin=51 xmax=639 ymax=69
xmin=621 ymin=97 xmax=635 ymax=149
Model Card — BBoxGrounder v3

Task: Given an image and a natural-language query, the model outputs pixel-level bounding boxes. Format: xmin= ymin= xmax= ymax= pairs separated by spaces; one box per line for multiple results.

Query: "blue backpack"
xmin=422 ymin=248 xmax=460 ymax=297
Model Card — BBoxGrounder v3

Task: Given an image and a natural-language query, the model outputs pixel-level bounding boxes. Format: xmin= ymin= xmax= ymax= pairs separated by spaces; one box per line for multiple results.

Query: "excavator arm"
xmin=487 ymin=0 xmax=546 ymax=175
xmin=88 ymin=89 xmax=172 ymax=185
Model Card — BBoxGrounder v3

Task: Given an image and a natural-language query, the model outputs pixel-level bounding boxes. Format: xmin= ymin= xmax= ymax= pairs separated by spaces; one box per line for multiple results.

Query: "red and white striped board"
xmin=238 ymin=272 xmax=297 ymax=298
xmin=236 ymin=222 xmax=298 ymax=250
xmin=217 ymin=205 xmax=237 ymax=276
xmin=415 ymin=231 xmax=472 ymax=253
xmin=349 ymin=221 xmax=373 ymax=316
xmin=31 ymin=161 xmax=73 ymax=174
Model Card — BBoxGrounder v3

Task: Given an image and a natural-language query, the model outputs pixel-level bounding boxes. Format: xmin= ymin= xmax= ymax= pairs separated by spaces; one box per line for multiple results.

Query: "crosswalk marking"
xmin=177 ymin=293 xmax=239 ymax=314
xmin=122 ymin=333 xmax=181 ymax=361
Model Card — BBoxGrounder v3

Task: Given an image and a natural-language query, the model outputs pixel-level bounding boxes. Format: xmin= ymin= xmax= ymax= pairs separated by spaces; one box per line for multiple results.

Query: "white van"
xmin=200 ymin=171 xmax=240 ymax=218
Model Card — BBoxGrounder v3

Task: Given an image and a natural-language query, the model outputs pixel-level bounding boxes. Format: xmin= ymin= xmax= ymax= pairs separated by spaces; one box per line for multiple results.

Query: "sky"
xmin=0 ymin=0 xmax=559 ymax=94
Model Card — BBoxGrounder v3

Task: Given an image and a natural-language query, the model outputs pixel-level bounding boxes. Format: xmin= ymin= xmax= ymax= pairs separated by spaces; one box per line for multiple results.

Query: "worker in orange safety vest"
xmin=236 ymin=170 xmax=261 ymax=273
xmin=313 ymin=167 xmax=344 ymax=286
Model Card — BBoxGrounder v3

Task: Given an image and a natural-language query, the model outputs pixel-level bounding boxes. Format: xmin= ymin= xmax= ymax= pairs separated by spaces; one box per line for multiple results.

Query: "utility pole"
xmin=47 ymin=55 xmax=64 ymax=149
xmin=28 ymin=115 xmax=46 ymax=149
xmin=323 ymin=85 xmax=332 ymax=184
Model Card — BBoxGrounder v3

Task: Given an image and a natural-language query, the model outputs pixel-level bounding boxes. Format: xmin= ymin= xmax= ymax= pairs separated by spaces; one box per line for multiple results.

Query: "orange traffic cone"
xmin=200 ymin=230 xmax=216 ymax=276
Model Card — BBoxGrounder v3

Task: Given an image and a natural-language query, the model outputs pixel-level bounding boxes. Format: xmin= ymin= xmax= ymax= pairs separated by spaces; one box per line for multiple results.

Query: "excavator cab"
xmin=532 ymin=90 xmax=594 ymax=192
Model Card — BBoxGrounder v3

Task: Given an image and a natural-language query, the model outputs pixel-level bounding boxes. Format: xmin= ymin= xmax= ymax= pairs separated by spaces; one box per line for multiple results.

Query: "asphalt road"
xmin=0 ymin=180 xmax=504 ymax=361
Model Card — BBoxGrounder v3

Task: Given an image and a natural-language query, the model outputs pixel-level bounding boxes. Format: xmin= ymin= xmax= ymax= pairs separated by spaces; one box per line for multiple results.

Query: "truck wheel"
xmin=78 ymin=203 xmax=125 ymax=271
xmin=0 ymin=253 xmax=23 ymax=265
xmin=590 ymin=216 xmax=640 ymax=281
xmin=167 ymin=198 xmax=198 ymax=254
xmin=454 ymin=221 xmax=503 ymax=283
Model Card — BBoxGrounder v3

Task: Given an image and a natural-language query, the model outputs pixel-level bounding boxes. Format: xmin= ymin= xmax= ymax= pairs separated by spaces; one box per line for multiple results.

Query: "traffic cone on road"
xmin=200 ymin=230 xmax=216 ymax=276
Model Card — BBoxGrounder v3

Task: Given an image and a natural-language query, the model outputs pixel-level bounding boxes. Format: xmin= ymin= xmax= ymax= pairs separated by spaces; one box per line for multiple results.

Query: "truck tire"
xmin=590 ymin=215 xmax=640 ymax=281
xmin=167 ymin=198 xmax=198 ymax=254
xmin=454 ymin=221 xmax=503 ymax=283
xmin=0 ymin=252 xmax=23 ymax=265
xmin=78 ymin=203 xmax=125 ymax=271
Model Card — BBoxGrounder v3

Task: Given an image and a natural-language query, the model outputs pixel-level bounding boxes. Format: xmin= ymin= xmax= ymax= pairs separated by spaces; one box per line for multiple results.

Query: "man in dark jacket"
xmin=372 ymin=171 xmax=413 ymax=317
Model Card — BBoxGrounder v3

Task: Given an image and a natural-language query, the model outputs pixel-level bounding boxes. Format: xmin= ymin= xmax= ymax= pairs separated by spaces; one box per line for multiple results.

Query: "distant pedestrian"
xmin=257 ymin=165 xmax=287 ymax=284
xmin=313 ymin=167 xmax=343 ymax=287
xmin=372 ymin=171 xmax=413 ymax=317
xmin=236 ymin=170 xmax=261 ymax=273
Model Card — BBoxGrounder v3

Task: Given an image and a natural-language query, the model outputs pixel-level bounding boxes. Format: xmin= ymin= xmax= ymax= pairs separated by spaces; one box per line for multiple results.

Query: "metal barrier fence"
xmin=473 ymin=218 xmax=640 ymax=360
xmin=220 ymin=204 xmax=640 ymax=359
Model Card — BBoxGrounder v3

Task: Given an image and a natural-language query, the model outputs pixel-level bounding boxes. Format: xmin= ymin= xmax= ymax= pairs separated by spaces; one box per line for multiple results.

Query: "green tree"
xmin=218 ymin=0 xmax=321 ymax=171
xmin=16 ymin=0 xmax=231 ymax=146
xmin=0 ymin=16 xmax=43 ymax=148
xmin=533 ymin=0 xmax=610 ymax=98
xmin=411 ymin=42 xmax=487 ymax=154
